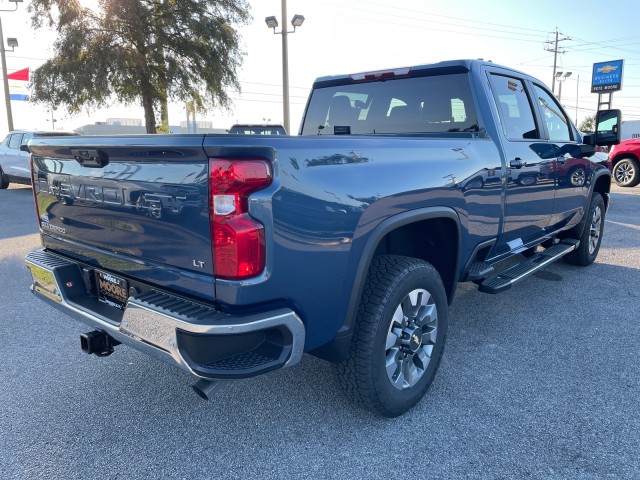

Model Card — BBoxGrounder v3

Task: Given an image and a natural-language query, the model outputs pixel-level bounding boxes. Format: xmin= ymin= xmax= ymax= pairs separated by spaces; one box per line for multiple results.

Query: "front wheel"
xmin=613 ymin=157 xmax=640 ymax=187
xmin=337 ymin=255 xmax=448 ymax=417
xmin=564 ymin=192 xmax=605 ymax=266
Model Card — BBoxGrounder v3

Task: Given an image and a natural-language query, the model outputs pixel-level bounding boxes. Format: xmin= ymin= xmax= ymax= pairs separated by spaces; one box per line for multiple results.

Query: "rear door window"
xmin=489 ymin=74 xmax=539 ymax=140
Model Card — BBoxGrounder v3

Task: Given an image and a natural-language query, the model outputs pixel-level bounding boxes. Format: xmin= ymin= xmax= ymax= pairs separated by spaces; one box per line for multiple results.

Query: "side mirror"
xmin=584 ymin=109 xmax=621 ymax=147
xmin=19 ymin=144 xmax=30 ymax=153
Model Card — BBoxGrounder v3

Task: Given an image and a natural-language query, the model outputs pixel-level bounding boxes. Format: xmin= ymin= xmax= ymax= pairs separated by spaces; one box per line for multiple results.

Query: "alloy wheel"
xmin=385 ymin=288 xmax=438 ymax=390
xmin=615 ymin=162 xmax=635 ymax=185
xmin=589 ymin=205 xmax=602 ymax=255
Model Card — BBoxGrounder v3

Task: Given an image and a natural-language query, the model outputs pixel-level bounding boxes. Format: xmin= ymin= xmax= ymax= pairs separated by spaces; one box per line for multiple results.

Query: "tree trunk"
xmin=161 ymin=97 xmax=168 ymax=126
xmin=142 ymin=90 xmax=157 ymax=134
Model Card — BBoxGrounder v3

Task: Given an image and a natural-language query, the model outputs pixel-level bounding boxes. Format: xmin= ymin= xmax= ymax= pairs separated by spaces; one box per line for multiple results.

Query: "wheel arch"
xmin=311 ymin=207 xmax=461 ymax=363
xmin=611 ymin=152 xmax=639 ymax=168
xmin=593 ymin=170 xmax=612 ymax=211
xmin=564 ymin=170 xmax=611 ymax=242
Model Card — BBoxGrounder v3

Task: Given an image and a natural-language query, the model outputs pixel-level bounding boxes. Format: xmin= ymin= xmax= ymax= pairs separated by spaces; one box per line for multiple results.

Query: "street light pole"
xmin=555 ymin=71 xmax=572 ymax=102
xmin=0 ymin=17 xmax=14 ymax=131
xmin=558 ymin=80 xmax=563 ymax=102
xmin=266 ymin=2 xmax=304 ymax=134
xmin=0 ymin=1 xmax=22 ymax=132
xmin=280 ymin=0 xmax=290 ymax=134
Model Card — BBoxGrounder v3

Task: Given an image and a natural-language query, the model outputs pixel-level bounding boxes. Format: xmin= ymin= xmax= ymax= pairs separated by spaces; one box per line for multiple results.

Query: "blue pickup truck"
xmin=24 ymin=60 xmax=620 ymax=417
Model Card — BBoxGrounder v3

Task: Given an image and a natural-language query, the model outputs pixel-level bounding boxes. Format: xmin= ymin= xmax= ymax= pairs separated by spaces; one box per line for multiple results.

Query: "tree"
xmin=28 ymin=0 xmax=251 ymax=133
xmin=579 ymin=115 xmax=595 ymax=132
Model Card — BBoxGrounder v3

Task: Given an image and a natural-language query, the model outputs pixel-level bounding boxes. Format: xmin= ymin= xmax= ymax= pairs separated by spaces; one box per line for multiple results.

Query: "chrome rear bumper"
xmin=25 ymin=249 xmax=305 ymax=379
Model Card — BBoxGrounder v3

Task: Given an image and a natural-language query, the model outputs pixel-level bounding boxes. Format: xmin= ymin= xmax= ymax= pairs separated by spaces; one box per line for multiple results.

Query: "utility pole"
xmin=575 ymin=74 xmax=579 ymax=121
xmin=544 ymin=28 xmax=571 ymax=94
xmin=0 ymin=17 xmax=14 ymax=131
xmin=280 ymin=0 xmax=290 ymax=134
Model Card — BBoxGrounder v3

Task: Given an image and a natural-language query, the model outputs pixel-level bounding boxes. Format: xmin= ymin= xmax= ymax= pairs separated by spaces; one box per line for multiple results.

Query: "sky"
xmin=1 ymin=0 xmax=640 ymax=134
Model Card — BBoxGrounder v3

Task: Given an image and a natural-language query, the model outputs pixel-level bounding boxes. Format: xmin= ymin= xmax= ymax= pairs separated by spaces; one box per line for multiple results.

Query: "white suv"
xmin=0 ymin=130 xmax=79 ymax=188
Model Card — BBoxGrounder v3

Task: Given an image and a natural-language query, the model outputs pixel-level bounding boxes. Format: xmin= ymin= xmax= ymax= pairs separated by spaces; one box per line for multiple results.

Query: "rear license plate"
xmin=95 ymin=270 xmax=129 ymax=310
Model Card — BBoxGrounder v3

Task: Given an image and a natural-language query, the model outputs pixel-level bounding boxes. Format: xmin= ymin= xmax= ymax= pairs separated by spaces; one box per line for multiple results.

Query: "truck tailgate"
xmin=29 ymin=135 xmax=213 ymax=280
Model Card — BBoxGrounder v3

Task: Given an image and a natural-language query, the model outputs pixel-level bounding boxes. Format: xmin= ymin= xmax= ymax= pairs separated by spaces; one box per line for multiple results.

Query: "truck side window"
xmin=489 ymin=74 xmax=539 ymax=140
xmin=533 ymin=84 xmax=572 ymax=142
xmin=8 ymin=134 xmax=23 ymax=149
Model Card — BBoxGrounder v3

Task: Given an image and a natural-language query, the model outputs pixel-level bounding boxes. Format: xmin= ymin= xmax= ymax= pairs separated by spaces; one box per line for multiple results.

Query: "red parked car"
xmin=608 ymin=138 xmax=640 ymax=187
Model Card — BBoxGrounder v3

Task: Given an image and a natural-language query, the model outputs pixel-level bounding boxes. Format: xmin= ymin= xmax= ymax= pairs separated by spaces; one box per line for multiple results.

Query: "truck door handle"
xmin=510 ymin=158 xmax=525 ymax=168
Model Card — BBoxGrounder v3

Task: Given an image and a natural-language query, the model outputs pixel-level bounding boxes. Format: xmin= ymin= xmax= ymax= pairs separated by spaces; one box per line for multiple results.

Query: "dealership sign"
xmin=591 ymin=60 xmax=624 ymax=93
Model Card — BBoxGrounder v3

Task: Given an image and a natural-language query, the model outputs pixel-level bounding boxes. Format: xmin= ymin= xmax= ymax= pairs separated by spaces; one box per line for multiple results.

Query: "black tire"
xmin=613 ymin=157 xmax=640 ymax=188
xmin=336 ymin=255 xmax=448 ymax=417
xmin=564 ymin=192 xmax=605 ymax=266
xmin=0 ymin=167 xmax=9 ymax=189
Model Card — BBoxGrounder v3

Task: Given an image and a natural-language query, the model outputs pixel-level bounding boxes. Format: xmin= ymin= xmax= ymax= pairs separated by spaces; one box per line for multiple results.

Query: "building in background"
xmin=620 ymin=120 xmax=640 ymax=140
xmin=75 ymin=118 xmax=227 ymax=135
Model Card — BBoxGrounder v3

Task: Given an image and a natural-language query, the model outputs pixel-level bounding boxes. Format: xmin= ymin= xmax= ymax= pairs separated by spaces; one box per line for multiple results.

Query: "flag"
xmin=7 ymin=68 xmax=30 ymax=100
xmin=7 ymin=68 xmax=29 ymax=81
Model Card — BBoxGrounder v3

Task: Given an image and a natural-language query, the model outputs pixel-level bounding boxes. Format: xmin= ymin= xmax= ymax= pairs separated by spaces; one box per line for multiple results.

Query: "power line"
xmin=319 ymin=1 xmax=548 ymax=43
xmin=344 ymin=0 xmax=550 ymax=34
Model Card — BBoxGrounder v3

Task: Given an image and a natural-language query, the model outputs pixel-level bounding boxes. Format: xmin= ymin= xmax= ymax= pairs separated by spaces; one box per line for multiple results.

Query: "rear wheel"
xmin=613 ymin=157 xmax=640 ymax=187
xmin=337 ymin=255 xmax=448 ymax=417
xmin=564 ymin=192 xmax=605 ymax=266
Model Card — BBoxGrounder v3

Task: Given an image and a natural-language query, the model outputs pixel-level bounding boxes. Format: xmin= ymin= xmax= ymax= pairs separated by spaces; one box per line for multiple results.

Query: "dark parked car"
xmin=227 ymin=124 xmax=287 ymax=135
xmin=0 ymin=130 xmax=79 ymax=188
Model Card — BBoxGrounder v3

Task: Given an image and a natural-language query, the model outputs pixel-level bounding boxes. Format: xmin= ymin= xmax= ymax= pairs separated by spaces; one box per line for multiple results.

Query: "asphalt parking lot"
xmin=1 ymin=183 xmax=639 ymax=479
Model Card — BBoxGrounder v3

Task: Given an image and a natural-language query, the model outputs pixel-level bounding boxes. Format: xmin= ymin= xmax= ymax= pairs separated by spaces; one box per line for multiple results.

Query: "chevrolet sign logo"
xmin=596 ymin=65 xmax=619 ymax=74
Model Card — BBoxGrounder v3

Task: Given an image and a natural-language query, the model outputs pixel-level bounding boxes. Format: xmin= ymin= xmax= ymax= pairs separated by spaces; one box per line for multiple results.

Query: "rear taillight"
xmin=209 ymin=158 xmax=272 ymax=279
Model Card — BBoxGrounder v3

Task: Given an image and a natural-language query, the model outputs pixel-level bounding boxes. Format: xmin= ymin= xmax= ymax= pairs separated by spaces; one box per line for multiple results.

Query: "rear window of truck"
xmin=301 ymin=73 xmax=478 ymax=135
